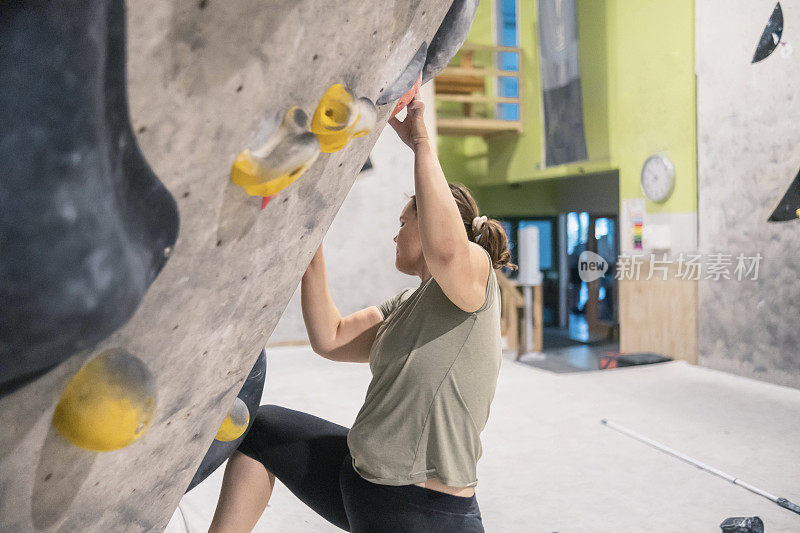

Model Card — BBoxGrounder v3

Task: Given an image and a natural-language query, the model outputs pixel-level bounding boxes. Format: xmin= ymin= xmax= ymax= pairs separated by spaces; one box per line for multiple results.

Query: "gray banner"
xmin=538 ymin=0 xmax=588 ymax=166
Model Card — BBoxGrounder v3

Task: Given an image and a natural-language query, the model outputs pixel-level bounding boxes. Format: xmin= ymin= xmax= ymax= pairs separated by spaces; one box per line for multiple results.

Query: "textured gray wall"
xmin=0 ymin=2 xmax=454 ymax=530
xmin=696 ymin=0 xmax=800 ymax=388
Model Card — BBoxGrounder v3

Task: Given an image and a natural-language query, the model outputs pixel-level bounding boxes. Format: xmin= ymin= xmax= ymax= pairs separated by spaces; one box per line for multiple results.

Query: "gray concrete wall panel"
xmin=696 ymin=0 xmax=800 ymax=388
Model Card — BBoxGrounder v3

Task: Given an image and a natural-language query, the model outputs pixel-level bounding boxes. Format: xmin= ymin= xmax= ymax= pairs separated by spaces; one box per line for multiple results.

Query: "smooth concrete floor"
xmin=167 ymin=346 xmax=800 ymax=532
xmin=519 ymin=343 xmax=621 ymax=373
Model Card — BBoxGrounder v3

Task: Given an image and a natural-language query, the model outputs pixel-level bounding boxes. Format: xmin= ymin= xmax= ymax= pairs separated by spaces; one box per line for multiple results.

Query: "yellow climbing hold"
xmin=795 ymin=207 xmax=800 ymax=218
xmin=215 ymin=397 xmax=250 ymax=442
xmin=231 ymin=106 xmax=320 ymax=197
xmin=231 ymin=151 xmax=313 ymax=197
xmin=311 ymin=84 xmax=377 ymax=153
xmin=52 ymin=348 xmax=156 ymax=452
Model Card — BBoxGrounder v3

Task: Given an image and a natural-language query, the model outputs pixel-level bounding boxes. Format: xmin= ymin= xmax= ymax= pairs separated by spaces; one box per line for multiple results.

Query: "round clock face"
xmin=640 ymin=154 xmax=675 ymax=203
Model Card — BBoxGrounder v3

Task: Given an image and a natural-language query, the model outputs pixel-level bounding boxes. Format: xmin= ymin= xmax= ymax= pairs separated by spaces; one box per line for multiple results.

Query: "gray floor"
xmin=167 ymin=346 xmax=800 ymax=532
xmin=519 ymin=343 xmax=621 ymax=373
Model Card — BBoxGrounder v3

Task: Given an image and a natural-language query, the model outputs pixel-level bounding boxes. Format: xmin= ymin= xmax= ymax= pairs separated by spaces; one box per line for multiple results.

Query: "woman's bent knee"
xmin=235 ymin=404 xmax=284 ymax=465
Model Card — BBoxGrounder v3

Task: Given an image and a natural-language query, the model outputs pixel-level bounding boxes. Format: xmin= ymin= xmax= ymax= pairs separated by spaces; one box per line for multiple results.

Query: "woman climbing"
xmin=209 ymin=96 xmax=515 ymax=532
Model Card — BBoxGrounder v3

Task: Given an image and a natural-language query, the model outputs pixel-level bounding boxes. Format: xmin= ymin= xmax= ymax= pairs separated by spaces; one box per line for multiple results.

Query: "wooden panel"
xmin=618 ymin=260 xmax=698 ymax=364
xmin=460 ymin=43 xmax=521 ymax=53
xmin=440 ymin=66 xmax=520 ymax=78
xmin=437 ymin=94 xmax=519 ymax=104
xmin=432 ymin=44 xmax=523 ymax=137
xmin=498 ymin=271 xmax=524 ymax=352
xmin=530 ymin=285 xmax=543 ymax=353
xmin=436 ymin=118 xmax=523 ymax=137
xmin=497 ymin=272 xmax=543 ymax=356
xmin=434 ymin=74 xmax=485 ymax=94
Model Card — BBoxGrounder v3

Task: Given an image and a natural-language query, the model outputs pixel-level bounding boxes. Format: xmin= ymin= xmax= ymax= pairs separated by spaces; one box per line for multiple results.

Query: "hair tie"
xmin=471 ymin=216 xmax=487 ymax=236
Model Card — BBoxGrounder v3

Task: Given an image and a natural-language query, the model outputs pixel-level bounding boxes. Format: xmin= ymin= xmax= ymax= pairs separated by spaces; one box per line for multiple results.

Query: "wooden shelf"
xmin=438 ymin=66 xmax=520 ymax=78
xmin=433 ymin=44 xmax=523 ymax=138
xmin=437 ymin=94 xmax=519 ymax=104
xmin=436 ymin=118 xmax=523 ymax=137
xmin=434 ymin=74 xmax=485 ymax=95
xmin=460 ymin=43 xmax=521 ymax=53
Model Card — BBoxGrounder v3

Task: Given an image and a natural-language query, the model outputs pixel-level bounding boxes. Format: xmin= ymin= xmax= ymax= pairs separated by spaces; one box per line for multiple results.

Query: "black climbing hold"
xmin=377 ymin=42 xmax=428 ymax=105
xmin=719 ymin=516 xmax=764 ymax=533
xmin=752 ymin=3 xmax=783 ymax=64
xmin=768 ymin=167 xmax=800 ymax=222
xmin=422 ymin=0 xmax=480 ymax=83
xmin=360 ymin=156 xmax=373 ymax=173
xmin=0 ymin=0 xmax=179 ymax=394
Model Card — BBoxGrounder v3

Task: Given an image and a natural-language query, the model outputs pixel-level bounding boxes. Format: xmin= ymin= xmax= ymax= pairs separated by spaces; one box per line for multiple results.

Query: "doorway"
xmin=565 ymin=212 xmax=618 ymax=343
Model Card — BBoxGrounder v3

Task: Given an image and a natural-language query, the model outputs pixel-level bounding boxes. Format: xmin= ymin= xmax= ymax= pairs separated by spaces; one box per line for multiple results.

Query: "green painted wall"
xmin=465 ymin=0 xmax=494 ymax=46
xmin=437 ymin=0 xmax=697 ymax=217
xmin=438 ymin=0 xmax=618 ymax=201
xmin=482 ymin=0 xmax=614 ymax=186
xmin=482 ymin=0 xmax=543 ymax=186
xmin=437 ymin=0 xmax=494 ymax=185
xmin=475 ymin=170 xmax=620 ymax=217
xmin=606 ymin=0 xmax=697 ymax=214
xmin=577 ymin=0 xmax=610 ymax=164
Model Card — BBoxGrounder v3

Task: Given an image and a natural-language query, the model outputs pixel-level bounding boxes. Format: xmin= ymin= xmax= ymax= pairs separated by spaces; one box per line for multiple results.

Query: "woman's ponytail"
xmin=473 ymin=216 xmax=517 ymax=271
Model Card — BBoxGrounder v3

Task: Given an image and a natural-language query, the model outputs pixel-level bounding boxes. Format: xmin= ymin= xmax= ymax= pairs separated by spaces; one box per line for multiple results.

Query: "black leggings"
xmin=237 ymin=405 xmax=484 ymax=532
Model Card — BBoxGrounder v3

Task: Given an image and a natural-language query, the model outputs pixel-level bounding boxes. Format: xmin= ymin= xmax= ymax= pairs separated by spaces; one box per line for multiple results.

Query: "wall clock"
xmin=641 ymin=154 xmax=675 ymax=203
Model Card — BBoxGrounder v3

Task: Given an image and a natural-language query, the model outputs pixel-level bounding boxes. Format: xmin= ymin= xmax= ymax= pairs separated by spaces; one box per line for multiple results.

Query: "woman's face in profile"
xmin=393 ymin=201 xmax=423 ymax=275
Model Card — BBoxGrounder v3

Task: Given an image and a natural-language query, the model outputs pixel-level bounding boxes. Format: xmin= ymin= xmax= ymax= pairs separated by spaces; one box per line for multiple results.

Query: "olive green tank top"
xmin=347 ymin=248 xmax=502 ymax=488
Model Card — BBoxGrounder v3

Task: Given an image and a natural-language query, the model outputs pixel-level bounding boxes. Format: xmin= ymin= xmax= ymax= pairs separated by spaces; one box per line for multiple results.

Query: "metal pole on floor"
xmin=520 ymin=284 xmax=544 ymax=360
xmin=600 ymin=419 xmax=800 ymax=517
xmin=523 ymin=285 xmax=533 ymax=354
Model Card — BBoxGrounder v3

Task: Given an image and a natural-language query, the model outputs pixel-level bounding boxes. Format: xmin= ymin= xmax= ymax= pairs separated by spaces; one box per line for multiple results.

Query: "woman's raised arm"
xmin=388 ymin=97 xmax=489 ymax=313
xmin=300 ymin=243 xmax=383 ymax=362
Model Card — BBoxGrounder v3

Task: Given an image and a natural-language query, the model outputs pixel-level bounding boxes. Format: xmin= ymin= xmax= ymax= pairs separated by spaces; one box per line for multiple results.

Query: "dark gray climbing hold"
xmin=768 ymin=167 xmax=800 ymax=222
xmin=752 ymin=2 xmax=783 ymax=63
xmin=0 ymin=0 xmax=179 ymax=394
xmin=719 ymin=516 xmax=764 ymax=533
xmin=377 ymin=42 xmax=428 ymax=105
xmin=421 ymin=0 xmax=480 ymax=83
xmin=186 ymin=349 xmax=267 ymax=492
xmin=360 ymin=156 xmax=373 ymax=173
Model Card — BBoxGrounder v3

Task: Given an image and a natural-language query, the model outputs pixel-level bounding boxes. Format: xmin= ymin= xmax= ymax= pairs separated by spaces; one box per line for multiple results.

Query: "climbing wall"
xmin=270 ymin=81 xmax=438 ymax=344
xmin=696 ymin=0 xmax=800 ymax=388
xmin=0 ymin=0 xmax=475 ymax=530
